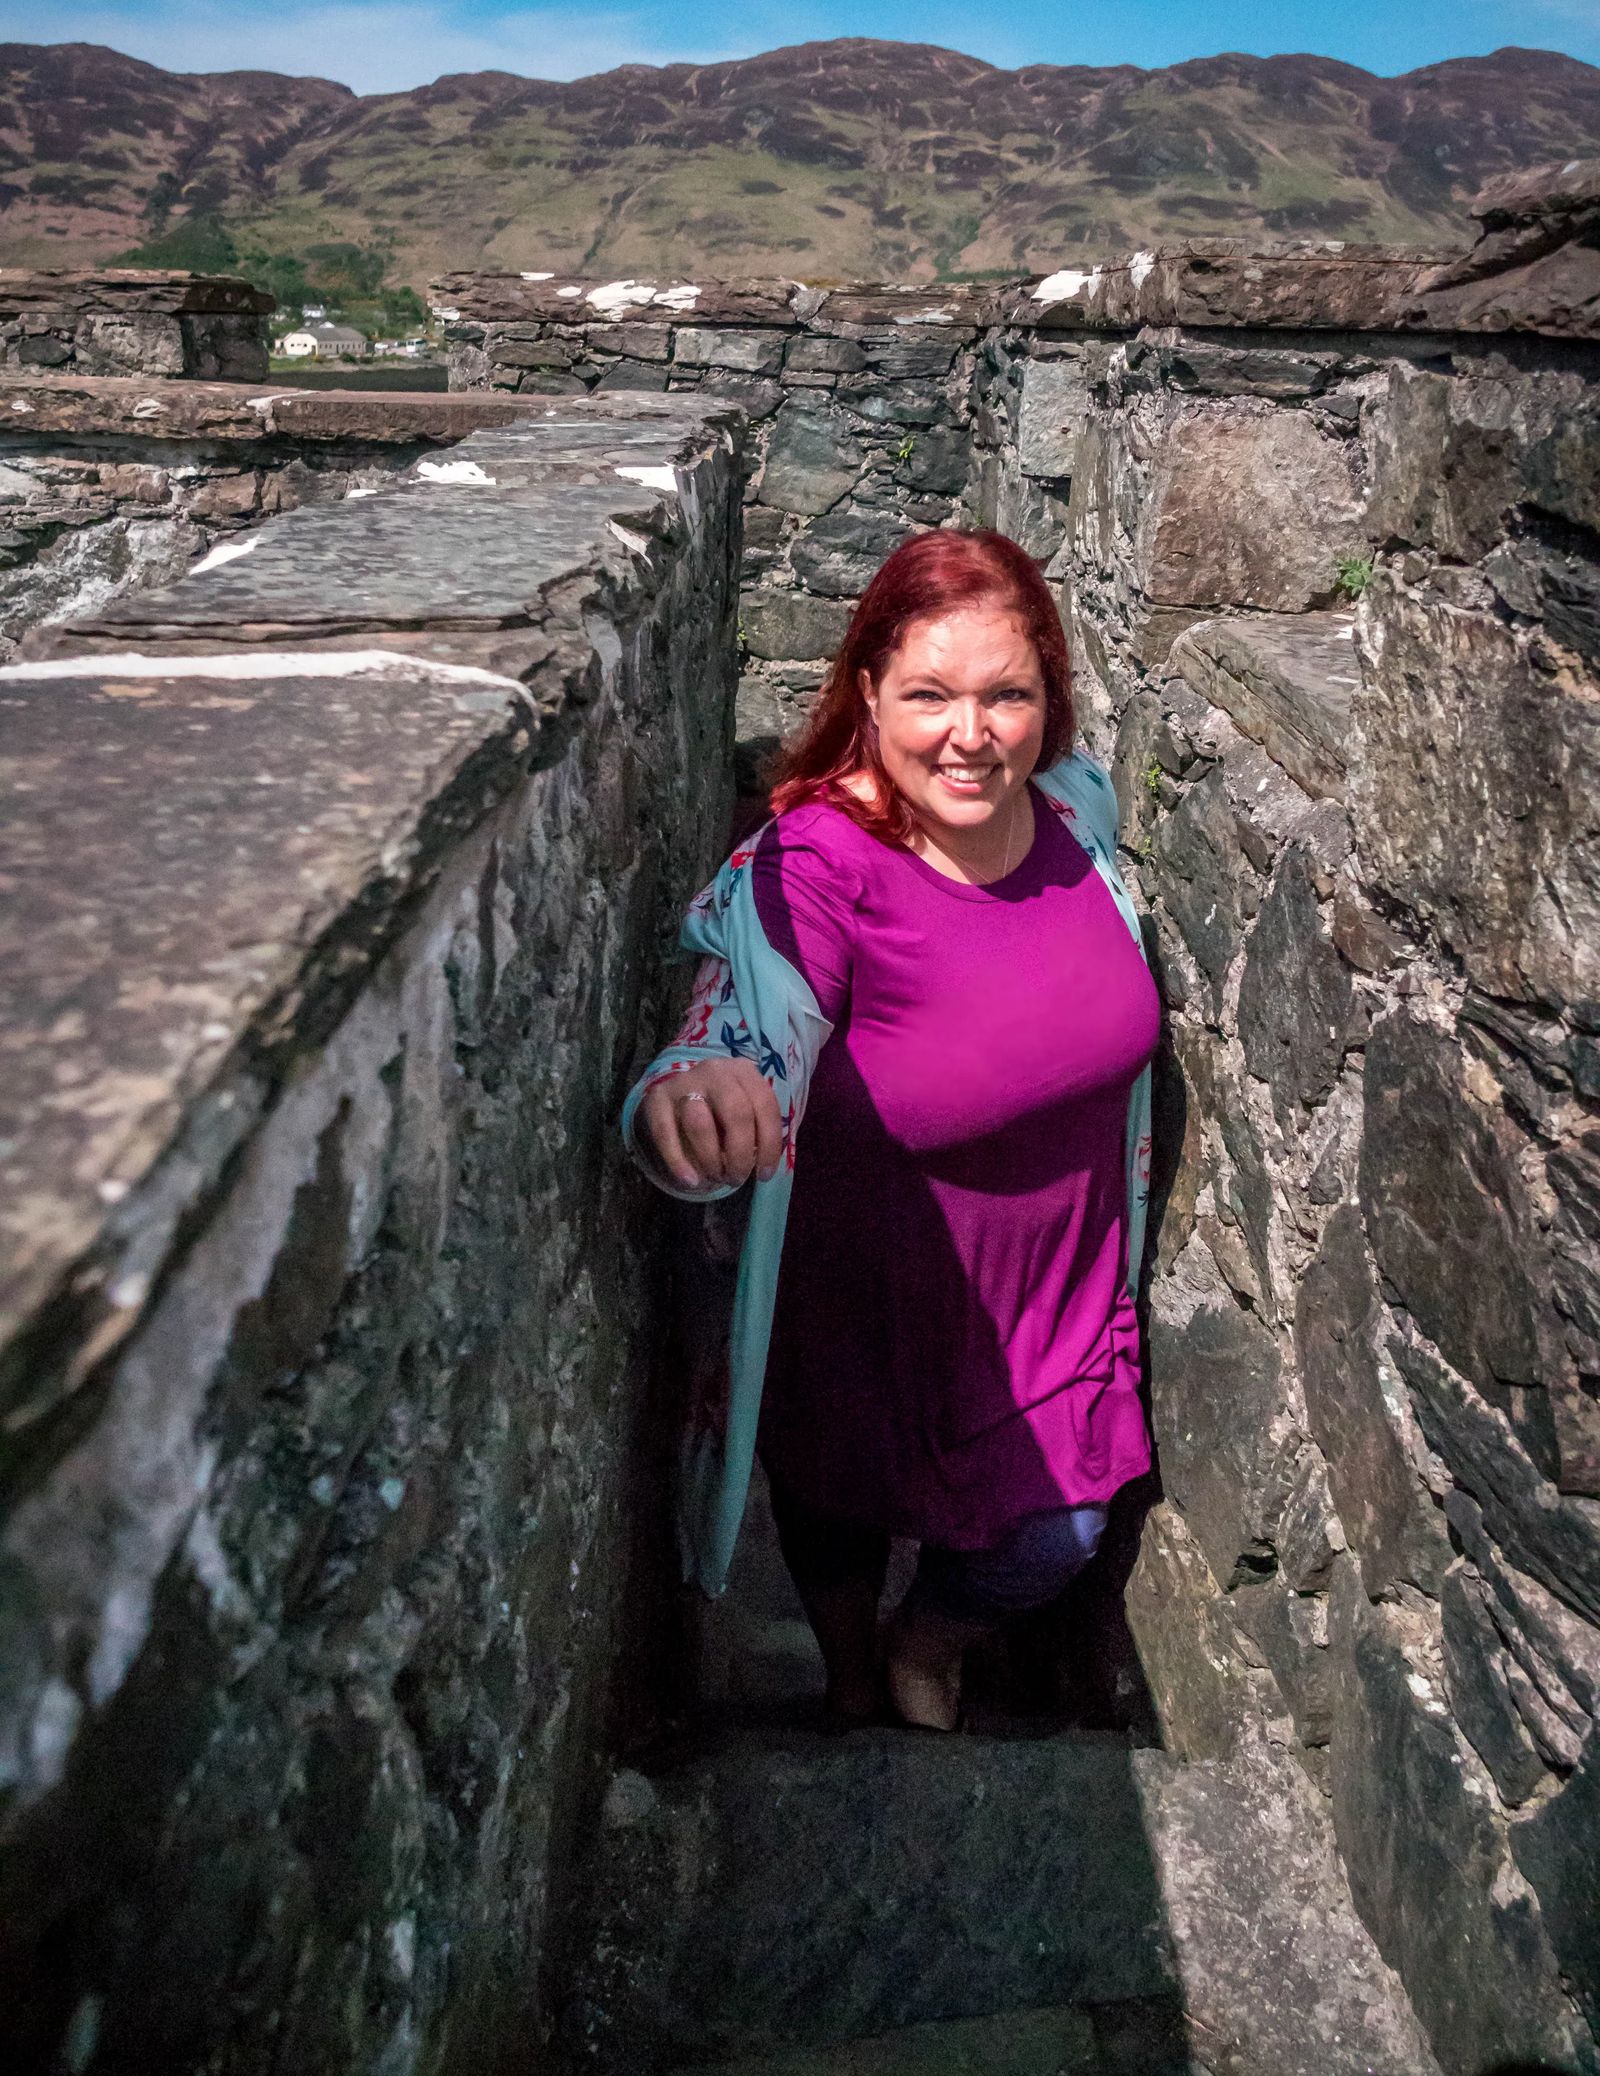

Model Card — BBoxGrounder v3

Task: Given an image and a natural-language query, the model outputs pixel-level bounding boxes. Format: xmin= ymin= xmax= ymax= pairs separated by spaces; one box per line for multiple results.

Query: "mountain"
xmin=4 ymin=38 xmax=1600 ymax=289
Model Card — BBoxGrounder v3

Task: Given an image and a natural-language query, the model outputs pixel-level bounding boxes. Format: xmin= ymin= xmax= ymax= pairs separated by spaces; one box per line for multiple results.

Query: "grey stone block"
xmin=1359 ymin=1011 xmax=1549 ymax=1396
xmin=1237 ymin=845 xmax=1354 ymax=1124
xmin=789 ymin=509 xmax=913 ymax=598
xmin=1018 ymin=356 xmax=1088 ymax=478
xmin=1329 ymin=1574 xmax=1587 ymax=2075
xmin=760 ymin=403 xmax=864 ymax=513
xmin=741 ymin=587 xmax=853 ymax=661
xmin=1148 ymin=1296 xmax=1291 ymax=1589
xmin=675 ymin=327 xmax=787 ymax=374
xmin=1165 ymin=612 xmax=1355 ymax=803
xmin=1440 ymin=1564 xmax=1549 ymax=1807
xmin=1295 ymin=1205 xmax=1450 ymax=1599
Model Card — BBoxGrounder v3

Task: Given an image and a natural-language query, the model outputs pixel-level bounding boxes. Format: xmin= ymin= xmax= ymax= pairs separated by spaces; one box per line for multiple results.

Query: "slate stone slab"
xmin=1359 ymin=1011 xmax=1548 ymax=1395
xmin=1407 ymin=154 xmax=1600 ymax=338
xmin=565 ymin=1727 xmax=1438 ymax=2076
xmin=741 ymin=588 xmax=852 ymax=661
xmin=1165 ymin=613 xmax=1356 ymax=802
xmin=1134 ymin=404 xmax=1366 ymax=615
xmin=789 ymin=509 xmax=913 ymax=598
xmin=1151 ymin=767 xmax=1250 ymax=999
xmin=1439 ymin=1565 xmax=1548 ymax=1807
xmin=1147 ymin=1297 xmax=1290 ymax=1588
xmin=1512 ymin=1730 xmax=1600 ymax=2038
xmin=1294 ymin=1205 xmax=1449 ymax=1599
xmin=760 ymin=402 xmax=864 ymax=514
xmin=1394 ymin=1337 xmax=1600 ymax=1628
xmin=1328 ymin=1573 xmax=1588 ymax=2075
xmin=1237 ymin=845 xmax=1354 ymax=1124
xmin=1350 ymin=575 xmax=1600 ymax=1009
xmin=1123 ymin=1501 xmax=1259 ymax=1759
xmin=0 ymin=653 xmax=536 ymax=1352
xmin=77 ymin=409 xmax=736 ymax=636
xmin=1017 ymin=357 xmax=1089 ymax=479
xmin=676 ymin=328 xmax=787 ymax=375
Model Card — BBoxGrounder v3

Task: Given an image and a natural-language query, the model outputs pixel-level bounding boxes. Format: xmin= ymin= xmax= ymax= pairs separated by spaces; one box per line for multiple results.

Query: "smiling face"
xmin=862 ymin=603 xmax=1048 ymax=842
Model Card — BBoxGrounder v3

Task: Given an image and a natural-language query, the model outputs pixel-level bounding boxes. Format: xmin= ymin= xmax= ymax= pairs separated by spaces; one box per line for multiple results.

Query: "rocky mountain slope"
xmin=4 ymin=37 xmax=1600 ymax=285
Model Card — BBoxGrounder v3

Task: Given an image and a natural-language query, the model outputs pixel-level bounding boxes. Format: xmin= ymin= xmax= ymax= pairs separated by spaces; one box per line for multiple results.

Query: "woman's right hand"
xmin=639 ymin=1057 xmax=784 ymax=1193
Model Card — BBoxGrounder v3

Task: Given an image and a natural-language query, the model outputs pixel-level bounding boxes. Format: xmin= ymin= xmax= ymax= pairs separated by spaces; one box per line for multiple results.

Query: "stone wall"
xmin=0 ymin=269 xmax=274 ymax=383
xmin=0 ymin=386 xmax=745 ymax=2073
xmin=439 ymin=162 xmax=1600 ymax=2076
xmin=0 ymin=376 xmax=540 ymax=664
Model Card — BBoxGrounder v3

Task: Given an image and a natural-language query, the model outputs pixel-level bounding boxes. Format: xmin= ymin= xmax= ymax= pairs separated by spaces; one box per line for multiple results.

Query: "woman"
xmin=625 ymin=530 xmax=1158 ymax=1731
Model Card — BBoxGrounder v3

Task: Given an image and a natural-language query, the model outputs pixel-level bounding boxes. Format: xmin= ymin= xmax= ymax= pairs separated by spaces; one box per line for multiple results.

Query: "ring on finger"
xmin=681 ymin=1090 xmax=709 ymax=1105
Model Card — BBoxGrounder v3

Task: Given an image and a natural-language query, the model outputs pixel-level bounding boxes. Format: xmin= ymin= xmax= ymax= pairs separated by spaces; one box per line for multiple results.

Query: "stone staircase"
xmin=553 ymin=1479 xmax=1441 ymax=2076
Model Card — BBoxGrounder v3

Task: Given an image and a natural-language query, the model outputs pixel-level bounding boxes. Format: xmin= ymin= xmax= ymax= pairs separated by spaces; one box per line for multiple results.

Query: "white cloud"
xmin=5 ymin=1 xmax=750 ymax=92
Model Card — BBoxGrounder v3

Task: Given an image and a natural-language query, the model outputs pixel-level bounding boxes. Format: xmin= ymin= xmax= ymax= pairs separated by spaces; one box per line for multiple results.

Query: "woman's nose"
xmin=948 ymin=699 xmax=989 ymax=748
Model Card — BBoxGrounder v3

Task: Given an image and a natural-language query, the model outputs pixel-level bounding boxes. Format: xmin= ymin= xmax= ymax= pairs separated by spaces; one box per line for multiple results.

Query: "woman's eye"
xmin=907 ymin=690 xmax=944 ymax=704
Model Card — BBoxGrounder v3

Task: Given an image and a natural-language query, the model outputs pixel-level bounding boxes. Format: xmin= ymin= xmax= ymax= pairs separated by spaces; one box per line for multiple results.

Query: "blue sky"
xmin=10 ymin=0 xmax=1599 ymax=94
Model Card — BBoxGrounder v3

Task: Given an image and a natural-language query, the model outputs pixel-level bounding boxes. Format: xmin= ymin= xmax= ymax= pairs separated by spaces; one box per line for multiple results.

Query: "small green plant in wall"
xmin=894 ymin=433 xmax=917 ymax=464
xmin=1333 ymin=553 xmax=1374 ymax=601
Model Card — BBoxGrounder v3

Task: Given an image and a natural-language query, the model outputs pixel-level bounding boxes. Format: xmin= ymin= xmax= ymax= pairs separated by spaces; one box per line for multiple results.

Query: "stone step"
xmin=666 ymin=1996 xmax=1199 ymax=2076
xmin=557 ymin=1723 xmax=1439 ymax=2076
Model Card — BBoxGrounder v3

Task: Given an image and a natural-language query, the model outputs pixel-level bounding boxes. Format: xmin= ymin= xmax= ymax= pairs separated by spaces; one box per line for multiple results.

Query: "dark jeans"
xmin=768 ymin=1476 xmax=1109 ymax=1627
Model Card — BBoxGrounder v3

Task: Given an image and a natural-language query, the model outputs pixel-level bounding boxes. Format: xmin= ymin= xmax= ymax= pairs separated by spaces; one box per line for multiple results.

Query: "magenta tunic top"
xmin=752 ymin=784 xmax=1162 ymax=1551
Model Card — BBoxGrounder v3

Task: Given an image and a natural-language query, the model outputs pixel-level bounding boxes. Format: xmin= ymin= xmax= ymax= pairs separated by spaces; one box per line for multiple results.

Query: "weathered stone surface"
xmin=759 ymin=403 xmax=863 ymax=514
xmin=788 ymin=509 xmax=913 ymax=598
xmin=1367 ymin=361 xmax=1600 ymax=573
xmin=894 ymin=425 xmax=968 ymax=498
xmin=1408 ymin=156 xmax=1600 ymax=338
xmin=1512 ymin=1730 xmax=1600 ymax=2037
xmin=857 ymin=329 xmax=964 ymax=379
xmin=1123 ymin=1502 xmax=1258 ymax=1759
xmin=1017 ymin=357 xmax=1088 ymax=479
xmin=1295 ymin=1206 xmax=1449 ymax=1598
xmin=1150 ymin=767 xmax=1250 ymax=1000
xmin=740 ymin=587 xmax=852 ymax=661
xmin=433 ymin=272 xmax=801 ymax=328
xmin=1148 ymin=1296 xmax=1291 ymax=1588
xmin=567 ymin=1728 xmax=1437 ymax=2076
xmin=1230 ymin=1572 xmax=1336 ymax=1749
xmin=1166 ymin=613 xmax=1355 ymax=802
xmin=586 ymin=321 xmax=673 ymax=359
xmin=0 ymin=270 xmax=273 ymax=381
xmin=1447 ymin=1491 xmax=1600 ymax=1720
xmin=1129 ymin=331 xmax=1337 ymax=402
xmin=595 ymin=357 xmax=672 ymax=391
xmin=675 ymin=328 xmax=787 ymax=375
xmin=1551 ymin=1132 xmax=1600 ymax=1372
xmin=1134 ymin=404 xmax=1366 ymax=617
xmin=1014 ymin=244 xmax=1447 ymax=333
xmin=1359 ymin=1012 xmax=1548 ymax=1396
xmin=784 ymin=335 xmax=868 ymax=376
xmin=667 ymin=2002 xmax=1109 ymax=2076
xmin=843 ymin=380 xmax=953 ymax=428
xmin=1440 ymin=1565 xmax=1549 ymax=1807
xmin=1238 ymin=846 xmax=1354 ymax=1124
xmin=1396 ymin=1337 xmax=1600 ymax=1628
xmin=0 ymin=389 xmax=744 ymax=2075
xmin=1351 ymin=573 xmax=1600 ymax=1008
xmin=1328 ymin=1573 xmax=1587 ymax=2075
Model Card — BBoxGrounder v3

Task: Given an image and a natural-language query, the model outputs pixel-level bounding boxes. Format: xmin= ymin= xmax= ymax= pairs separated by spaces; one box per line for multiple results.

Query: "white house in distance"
xmin=278 ymin=321 xmax=371 ymax=360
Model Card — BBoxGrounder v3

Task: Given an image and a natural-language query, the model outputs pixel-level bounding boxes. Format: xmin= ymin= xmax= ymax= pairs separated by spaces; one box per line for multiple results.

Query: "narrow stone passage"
xmin=553 ymin=1470 xmax=1439 ymax=2076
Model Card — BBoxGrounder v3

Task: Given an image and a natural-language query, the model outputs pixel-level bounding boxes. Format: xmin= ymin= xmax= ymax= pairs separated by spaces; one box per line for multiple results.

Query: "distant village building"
xmin=278 ymin=322 xmax=371 ymax=360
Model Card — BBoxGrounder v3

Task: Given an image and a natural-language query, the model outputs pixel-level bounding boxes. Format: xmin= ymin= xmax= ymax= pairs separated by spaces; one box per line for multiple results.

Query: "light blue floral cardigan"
xmin=623 ymin=750 xmax=1154 ymax=1595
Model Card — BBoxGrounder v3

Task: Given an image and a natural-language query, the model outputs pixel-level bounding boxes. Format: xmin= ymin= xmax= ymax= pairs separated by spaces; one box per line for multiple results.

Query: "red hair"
xmin=766 ymin=528 xmax=1072 ymax=846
